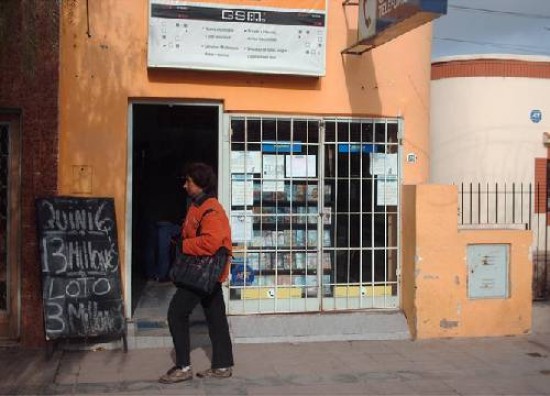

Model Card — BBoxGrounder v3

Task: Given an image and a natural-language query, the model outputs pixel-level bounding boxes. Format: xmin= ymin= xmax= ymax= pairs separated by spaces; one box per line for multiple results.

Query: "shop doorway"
xmin=129 ymin=103 xmax=219 ymax=314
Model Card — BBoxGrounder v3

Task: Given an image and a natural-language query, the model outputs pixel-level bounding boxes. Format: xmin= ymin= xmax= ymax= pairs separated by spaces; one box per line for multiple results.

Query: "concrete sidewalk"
xmin=1 ymin=302 xmax=550 ymax=395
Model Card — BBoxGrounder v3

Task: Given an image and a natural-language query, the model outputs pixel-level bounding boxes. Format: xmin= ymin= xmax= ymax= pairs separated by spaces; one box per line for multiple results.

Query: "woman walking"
xmin=159 ymin=162 xmax=234 ymax=383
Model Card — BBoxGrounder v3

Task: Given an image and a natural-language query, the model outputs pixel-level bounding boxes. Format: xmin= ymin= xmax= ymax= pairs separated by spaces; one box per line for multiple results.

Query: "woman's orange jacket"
xmin=181 ymin=194 xmax=232 ymax=283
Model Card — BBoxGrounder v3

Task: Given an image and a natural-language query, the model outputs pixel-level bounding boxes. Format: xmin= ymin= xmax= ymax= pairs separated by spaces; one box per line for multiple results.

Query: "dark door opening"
xmin=0 ymin=113 xmax=21 ymax=339
xmin=131 ymin=103 xmax=219 ymax=313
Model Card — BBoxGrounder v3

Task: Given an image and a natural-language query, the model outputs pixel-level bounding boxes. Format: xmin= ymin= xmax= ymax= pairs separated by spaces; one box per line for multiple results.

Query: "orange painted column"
xmin=402 ymin=184 xmax=532 ymax=339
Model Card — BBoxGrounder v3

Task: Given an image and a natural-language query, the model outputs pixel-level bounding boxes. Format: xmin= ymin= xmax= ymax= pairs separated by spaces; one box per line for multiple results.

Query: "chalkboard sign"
xmin=36 ymin=197 xmax=126 ymax=342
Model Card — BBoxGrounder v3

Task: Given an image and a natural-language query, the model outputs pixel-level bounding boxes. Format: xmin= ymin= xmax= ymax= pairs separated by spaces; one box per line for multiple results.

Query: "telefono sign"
xmin=358 ymin=0 xmax=447 ymax=48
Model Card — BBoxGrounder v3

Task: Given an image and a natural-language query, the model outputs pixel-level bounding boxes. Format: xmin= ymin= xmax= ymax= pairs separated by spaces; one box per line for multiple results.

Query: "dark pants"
xmin=144 ymin=221 xmax=180 ymax=280
xmin=168 ymin=283 xmax=234 ymax=369
xmin=156 ymin=222 xmax=180 ymax=279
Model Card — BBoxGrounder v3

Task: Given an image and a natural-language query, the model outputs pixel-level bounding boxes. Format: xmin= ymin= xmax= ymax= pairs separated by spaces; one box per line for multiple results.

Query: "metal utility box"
xmin=467 ymin=244 xmax=509 ymax=299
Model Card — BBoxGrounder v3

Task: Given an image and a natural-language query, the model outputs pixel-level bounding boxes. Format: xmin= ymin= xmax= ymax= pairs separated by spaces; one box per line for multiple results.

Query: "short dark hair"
xmin=184 ymin=162 xmax=217 ymax=194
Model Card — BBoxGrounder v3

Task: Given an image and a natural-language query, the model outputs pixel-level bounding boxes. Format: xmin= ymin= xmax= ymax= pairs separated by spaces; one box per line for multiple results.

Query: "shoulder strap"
xmin=196 ymin=208 xmax=215 ymax=236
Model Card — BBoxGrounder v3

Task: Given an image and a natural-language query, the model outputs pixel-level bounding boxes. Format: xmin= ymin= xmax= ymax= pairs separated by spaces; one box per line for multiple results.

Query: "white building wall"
xmin=430 ymin=76 xmax=550 ymax=185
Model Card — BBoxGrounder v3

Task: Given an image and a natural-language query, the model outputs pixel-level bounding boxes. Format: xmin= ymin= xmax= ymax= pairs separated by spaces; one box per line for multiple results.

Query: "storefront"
xmin=0 ymin=0 xmax=458 ymax=346
xmin=5 ymin=0 xmax=535 ymax=346
xmin=129 ymin=104 xmax=401 ymax=317
xmin=128 ymin=99 xmax=401 ymax=314
xmin=60 ymin=0 xmax=435 ymax=328
xmin=224 ymin=115 xmax=400 ymax=314
xmin=131 ymin=104 xmax=401 ymax=313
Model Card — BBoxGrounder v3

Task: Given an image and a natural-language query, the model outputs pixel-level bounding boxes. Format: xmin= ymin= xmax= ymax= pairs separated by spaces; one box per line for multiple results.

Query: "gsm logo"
xmin=221 ymin=9 xmax=265 ymax=23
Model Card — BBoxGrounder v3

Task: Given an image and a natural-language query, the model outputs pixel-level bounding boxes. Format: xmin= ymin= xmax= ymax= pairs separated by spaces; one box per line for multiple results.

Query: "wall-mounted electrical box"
xmin=467 ymin=244 xmax=509 ymax=299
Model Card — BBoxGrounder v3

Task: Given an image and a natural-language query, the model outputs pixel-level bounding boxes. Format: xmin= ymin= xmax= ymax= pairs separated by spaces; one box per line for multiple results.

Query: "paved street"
xmin=1 ymin=302 xmax=550 ymax=395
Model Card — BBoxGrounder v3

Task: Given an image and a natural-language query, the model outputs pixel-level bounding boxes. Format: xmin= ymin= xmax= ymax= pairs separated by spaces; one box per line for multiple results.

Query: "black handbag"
xmin=170 ymin=248 xmax=228 ymax=294
xmin=169 ymin=209 xmax=229 ymax=294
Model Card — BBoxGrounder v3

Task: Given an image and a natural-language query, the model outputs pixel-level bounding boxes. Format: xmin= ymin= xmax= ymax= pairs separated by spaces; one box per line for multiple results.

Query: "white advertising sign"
xmin=148 ymin=0 xmax=327 ymax=76
xmin=231 ymin=210 xmax=254 ymax=242
xmin=262 ymin=155 xmax=285 ymax=179
xmin=262 ymin=154 xmax=285 ymax=192
xmin=231 ymin=175 xmax=254 ymax=206
xmin=370 ymin=153 xmax=398 ymax=176
xmin=377 ymin=177 xmax=398 ymax=206
xmin=231 ymin=151 xmax=262 ymax=174
xmin=285 ymin=155 xmax=316 ymax=178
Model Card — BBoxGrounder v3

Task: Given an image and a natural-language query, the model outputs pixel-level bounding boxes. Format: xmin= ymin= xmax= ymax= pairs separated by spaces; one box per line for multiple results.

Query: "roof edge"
xmin=431 ymin=54 xmax=550 ymax=80
xmin=432 ymin=53 xmax=550 ymax=65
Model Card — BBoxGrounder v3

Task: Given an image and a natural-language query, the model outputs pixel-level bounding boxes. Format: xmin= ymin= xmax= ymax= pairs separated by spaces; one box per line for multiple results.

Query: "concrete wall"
xmin=401 ymin=185 xmax=417 ymax=337
xmin=430 ymin=56 xmax=550 ymax=185
xmin=402 ymin=184 xmax=532 ymax=338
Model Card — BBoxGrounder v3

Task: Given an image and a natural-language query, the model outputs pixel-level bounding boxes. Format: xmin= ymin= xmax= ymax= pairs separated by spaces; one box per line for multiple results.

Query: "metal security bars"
xmin=457 ymin=182 xmax=549 ymax=300
xmin=227 ymin=115 xmax=400 ymax=314
xmin=458 ymin=182 xmax=534 ymax=227
xmin=322 ymin=119 xmax=399 ymax=310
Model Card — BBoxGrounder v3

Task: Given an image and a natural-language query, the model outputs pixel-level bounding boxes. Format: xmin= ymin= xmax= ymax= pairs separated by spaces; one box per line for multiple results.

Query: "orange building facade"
xmin=58 ymin=0 xmax=432 ymax=323
xmin=0 ymin=1 xmax=534 ymax=346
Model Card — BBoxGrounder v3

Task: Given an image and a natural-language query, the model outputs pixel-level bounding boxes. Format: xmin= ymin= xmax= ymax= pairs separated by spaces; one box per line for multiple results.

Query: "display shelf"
xmin=333 ymin=285 xmax=393 ymax=297
xmin=241 ymin=268 xmax=332 ymax=276
xmin=251 ymin=222 xmax=330 ymax=230
xmin=253 ymin=199 xmax=325 ymax=205
xmin=229 ymin=151 xmax=335 ymax=298
xmin=235 ymin=247 xmax=319 ymax=251
xmin=241 ymin=287 xmax=302 ymax=299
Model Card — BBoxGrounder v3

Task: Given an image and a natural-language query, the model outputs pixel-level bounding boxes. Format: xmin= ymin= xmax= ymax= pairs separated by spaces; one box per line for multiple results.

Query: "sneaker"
xmin=196 ymin=367 xmax=232 ymax=378
xmin=159 ymin=366 xmax=193 ymax=384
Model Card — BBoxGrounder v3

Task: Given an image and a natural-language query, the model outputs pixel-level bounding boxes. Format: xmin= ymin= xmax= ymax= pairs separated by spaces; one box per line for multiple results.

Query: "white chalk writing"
xmin=40 ymin=200 xmax=114 ymax=233
xmin=67 ymin=301 xmax=123 ymax=334
xmin=39 ymin=198 xmax=124 ymax=340
xmin=45 ymin=276 xmax=112 ymax=299
xmin=45 ymin=302 xmax=66 ymax=334
xmin=41 ymin=237 xmax=118 ymax=275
